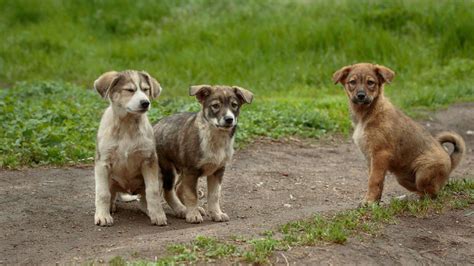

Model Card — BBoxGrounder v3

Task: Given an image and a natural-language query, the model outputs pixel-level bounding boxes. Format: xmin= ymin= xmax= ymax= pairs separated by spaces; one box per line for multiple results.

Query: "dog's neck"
xmin=350 ymin=93 xmax=385 ymax=124
xmin=110 ymin=105 xmax=146 ymax=130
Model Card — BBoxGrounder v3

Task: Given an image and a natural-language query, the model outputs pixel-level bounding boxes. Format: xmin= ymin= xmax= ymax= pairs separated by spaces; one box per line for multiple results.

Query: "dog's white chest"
xmin=197 ymin=129 xmax=234 ymax=172
xmin=352 ymin=122 xmax=366 ymax=150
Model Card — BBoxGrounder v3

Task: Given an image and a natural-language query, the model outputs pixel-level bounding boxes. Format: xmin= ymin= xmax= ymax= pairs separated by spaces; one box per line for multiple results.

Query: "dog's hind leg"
xmin=177 ymin=170 xmax=203 ymax=224
xmin=110 ymin=183 xmax=119 ymax=213
xmin=161 ymin=162 xmax=187 ymax=218
xmin=207 ymin=167 xmax=229 ymax=222
xmin=415 ymin=163 xmax=450 ymax=199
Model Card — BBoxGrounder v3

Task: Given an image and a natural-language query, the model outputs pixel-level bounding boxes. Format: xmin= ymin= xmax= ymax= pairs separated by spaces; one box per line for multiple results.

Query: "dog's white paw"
xmin=149 ymin=211 xmax=167 ymax=226
xmin=210 ymin=211 xmax=229 ymax=222
xmin=95 ymin=212 xmax=114 ymax=226
xmin=186 ymin=209 xmax=204 ymax=224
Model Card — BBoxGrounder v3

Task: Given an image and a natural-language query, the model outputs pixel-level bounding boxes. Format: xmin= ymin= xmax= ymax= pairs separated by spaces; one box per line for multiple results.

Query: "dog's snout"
xmin=140 ymin=100 xmax=150 ymax=109
xmin=356 ymin=91 xmax=366 ymax=100
xmin=224 ymin=116 xmax=234 ymax=124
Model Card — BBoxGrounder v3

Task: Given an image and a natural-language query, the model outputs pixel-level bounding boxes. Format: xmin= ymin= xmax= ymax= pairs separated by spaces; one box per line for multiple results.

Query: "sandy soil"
xmin=0 ymin=103 xmax=473 ymax=264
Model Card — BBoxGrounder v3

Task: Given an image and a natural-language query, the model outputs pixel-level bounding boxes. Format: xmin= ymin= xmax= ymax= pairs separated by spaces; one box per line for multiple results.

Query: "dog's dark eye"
xmin=211 ymin=103 xmax=220 ymax=109
xmin=142 ymin=88 xmax=150 ymax=92
xmin=349 ymin=80 xmax=357 ymax=86
xmin=231 ymin=102 xmax=238 ymax=109
xmin=125 ymin=89 xmax=135 ymax=92
xmin=367 ymin=80 xmax=375 ymax=86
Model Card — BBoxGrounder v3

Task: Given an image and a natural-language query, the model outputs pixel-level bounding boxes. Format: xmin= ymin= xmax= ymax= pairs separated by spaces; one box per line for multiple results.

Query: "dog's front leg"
xmin=177 ymin=170 xmax=203 ymax=223
xmin=94 ymin=161 xmax=114 ymax=226
xmin=207 ymin=167 xmax=229 ymax=222
xmin=362 ymin=151 xmax=390 ymax=205
xmin=142 ymin=157 xmax=167 ymax=226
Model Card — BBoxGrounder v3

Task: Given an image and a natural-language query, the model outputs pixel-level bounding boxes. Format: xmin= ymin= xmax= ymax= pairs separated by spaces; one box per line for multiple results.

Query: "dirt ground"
xmin=1 ymin=103 xmax=473 ymax=264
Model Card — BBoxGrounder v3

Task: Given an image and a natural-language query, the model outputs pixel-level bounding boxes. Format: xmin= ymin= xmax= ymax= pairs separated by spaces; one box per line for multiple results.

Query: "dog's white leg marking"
xmin=142 ymin=160 xmax=167 ymax=225
xmin=94 ymin=162 xmax=114 ymax=226
xmin=207 ymin=172 xmax=229 ymax=222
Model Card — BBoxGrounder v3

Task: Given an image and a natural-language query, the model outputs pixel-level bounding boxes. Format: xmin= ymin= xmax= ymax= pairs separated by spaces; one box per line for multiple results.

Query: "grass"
xmin=2 ymin=0 xmax=474 ymax=94
xmin=0 ymin=82 xmax=346 ymax=168
xmin=1 ymin=0 xmax=474 ymax=168
xmin=107 ymin=178 xmax=473 ymax=265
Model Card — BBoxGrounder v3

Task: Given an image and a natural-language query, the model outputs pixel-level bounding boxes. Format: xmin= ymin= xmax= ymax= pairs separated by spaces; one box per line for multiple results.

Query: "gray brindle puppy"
xmin=154 ymin=85 xmax=253 ymax=223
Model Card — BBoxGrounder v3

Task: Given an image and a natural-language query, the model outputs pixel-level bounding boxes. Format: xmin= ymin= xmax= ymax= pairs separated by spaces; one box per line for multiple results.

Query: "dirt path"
xmin=1 ymin=103 xmax=473 ymax=264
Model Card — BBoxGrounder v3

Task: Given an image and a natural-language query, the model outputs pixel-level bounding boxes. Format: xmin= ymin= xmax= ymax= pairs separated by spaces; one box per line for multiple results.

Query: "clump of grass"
xmin=243 ymin=237 xmax=282 ymax=264
xmin=148 ymin=179 xmax=472 ymax=265
xmin=108 ymin=256 xmax=126 ymax=266
xmin=155 ymin=236 xmax=239 ymax=264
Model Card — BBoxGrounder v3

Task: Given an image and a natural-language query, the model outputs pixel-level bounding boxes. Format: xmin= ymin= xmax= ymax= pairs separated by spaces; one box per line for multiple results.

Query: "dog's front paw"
xmin=149 ymin=211 xmax=167 ymax=226
xmin=95 ymin=212 xmax=114 ymax=226
xmin=186 ymin=209 xmax=204 ymax=224
xmin=359 ymin=197 xmax=380 ymax=207
xmin=210 ymin=211 xmax=229 ymax=222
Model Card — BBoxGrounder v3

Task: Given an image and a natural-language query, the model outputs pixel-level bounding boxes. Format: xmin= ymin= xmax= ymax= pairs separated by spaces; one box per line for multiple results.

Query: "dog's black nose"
xmin=356 ymin=91 xmax=366 ymax=100
xmin=224 ymin=116 xmax=234 ymax=124
xmin=140 ymin=100 xmax=150 ymax=108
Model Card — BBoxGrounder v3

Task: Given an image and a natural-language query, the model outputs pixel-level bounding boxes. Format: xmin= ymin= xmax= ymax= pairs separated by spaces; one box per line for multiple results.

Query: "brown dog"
xmin=153 ymin=85 xmax=253 ymax=223
xmin=333 ymin=63 xmax=465 ymax=204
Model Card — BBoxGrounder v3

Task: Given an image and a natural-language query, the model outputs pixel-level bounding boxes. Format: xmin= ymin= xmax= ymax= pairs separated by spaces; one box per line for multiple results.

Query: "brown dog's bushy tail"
xmin=436 ymin=131 xmax=466 ymax=172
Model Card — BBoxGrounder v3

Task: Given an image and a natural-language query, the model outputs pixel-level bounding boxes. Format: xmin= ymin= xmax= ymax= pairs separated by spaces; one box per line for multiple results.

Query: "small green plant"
xmin=109 ymin=256 xmax=126 ymax=266
xmin=243 ymin=237 xmax=282 ymax=264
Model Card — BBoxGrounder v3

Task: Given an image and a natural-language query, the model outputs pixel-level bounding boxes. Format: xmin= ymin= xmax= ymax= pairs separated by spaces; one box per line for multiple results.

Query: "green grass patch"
xmin=125 ymin=178 xmax=472 ymax=265
xmin=1 ymin=0 xmax=474 ymax=167
xmin=0 ymin=82 xmax=347 ymax=168
xmin=2 ymin=0 xmax=474 ymax=96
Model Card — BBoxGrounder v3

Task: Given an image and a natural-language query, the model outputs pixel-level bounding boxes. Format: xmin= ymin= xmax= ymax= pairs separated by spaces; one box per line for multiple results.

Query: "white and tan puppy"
xmin=94 ymin=70 xmax=167 ymax=226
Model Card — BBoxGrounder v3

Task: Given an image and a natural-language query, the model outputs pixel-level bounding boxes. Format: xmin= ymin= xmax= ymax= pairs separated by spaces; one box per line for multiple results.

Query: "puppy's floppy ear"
xmin=189 ymin=85 xmax=212 ymax=103
xmin=140 ymin=71 xmax=162 ymax=99
xmin=374 ymin=65 xmax=395 ymax=84
xmin=332 ymin=66 xmax=352 ymax=85
xmin=232 ymin=86 xmax=253 ymax=104
xmin=94 ymin=71 xmax=120 ymax=99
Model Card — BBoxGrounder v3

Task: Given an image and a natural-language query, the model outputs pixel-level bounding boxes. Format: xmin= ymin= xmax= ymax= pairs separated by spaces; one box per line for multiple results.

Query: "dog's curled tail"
xmin=436 ymin=131 xmax=466 ymax=172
